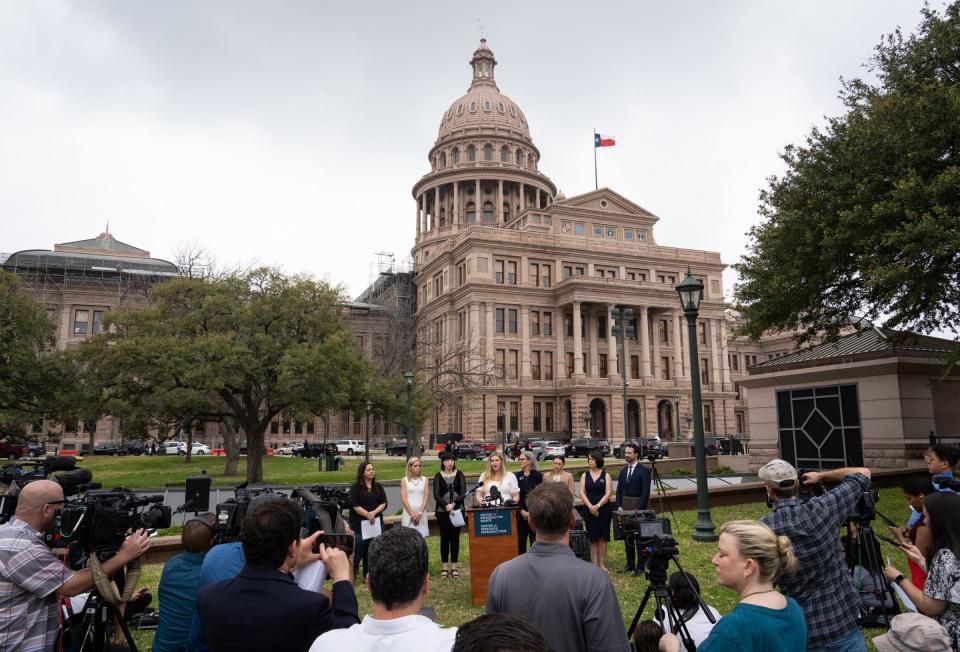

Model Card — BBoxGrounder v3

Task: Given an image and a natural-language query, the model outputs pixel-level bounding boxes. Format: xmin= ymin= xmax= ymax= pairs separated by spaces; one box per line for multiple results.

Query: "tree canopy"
xmin=734 ymin=3 xmax=960 ymax=364
xmin=82 ymin=268 xmax=369 ymax=482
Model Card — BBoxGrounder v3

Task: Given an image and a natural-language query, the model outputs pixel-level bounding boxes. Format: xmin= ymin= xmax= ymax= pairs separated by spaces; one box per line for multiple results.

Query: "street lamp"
xmin=611 ymin=307 xmax=635 ymax=444
xmin=364 ymin=399 xmax=372 ymax=462
xmin=403 ymin=371 xmax=415 ymax=459
xmin=676 ymin=271 xmax=718 ymax=542
xmin=674 ymin=392 xmax=681 ymax=441
xmin=499 ymin=403 xmax=507 ymax=454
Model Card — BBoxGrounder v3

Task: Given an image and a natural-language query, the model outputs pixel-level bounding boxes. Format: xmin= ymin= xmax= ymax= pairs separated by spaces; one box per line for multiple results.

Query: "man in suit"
xmin=616 ymin=442 xmax=651 ymax=575
xmin=196 ymin=495 xmax=359 ymax=652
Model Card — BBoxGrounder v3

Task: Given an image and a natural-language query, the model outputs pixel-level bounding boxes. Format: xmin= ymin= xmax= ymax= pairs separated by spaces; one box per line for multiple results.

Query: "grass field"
xmin=75 ymin=455 xmax=597 ymax=488
xmin=125 ymin=486 xmax=913 ymax=651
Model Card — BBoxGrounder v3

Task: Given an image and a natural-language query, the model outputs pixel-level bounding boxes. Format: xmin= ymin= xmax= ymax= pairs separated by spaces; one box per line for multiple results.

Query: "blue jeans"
xmin=808 ymin=629 xmax=867 ymax=652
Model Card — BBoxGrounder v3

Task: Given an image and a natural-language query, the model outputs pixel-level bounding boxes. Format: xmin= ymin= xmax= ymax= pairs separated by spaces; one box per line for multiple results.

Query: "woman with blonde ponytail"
xmin=660 ymin=520 xmax=806 ymax=652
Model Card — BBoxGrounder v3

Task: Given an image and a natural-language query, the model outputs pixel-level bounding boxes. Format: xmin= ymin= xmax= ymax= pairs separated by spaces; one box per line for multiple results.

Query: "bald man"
xmin=0 ymin=480 xmax=151 ymax=652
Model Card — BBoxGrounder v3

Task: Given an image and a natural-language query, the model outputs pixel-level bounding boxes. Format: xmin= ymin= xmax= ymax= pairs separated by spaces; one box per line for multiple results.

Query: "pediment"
xmin=554 ymin=187 xmax=659 ymax=222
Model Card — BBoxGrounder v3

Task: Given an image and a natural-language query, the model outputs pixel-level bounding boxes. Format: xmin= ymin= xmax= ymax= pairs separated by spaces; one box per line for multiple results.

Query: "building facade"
xmin=407 ymin=40 xmax=741 ymax=444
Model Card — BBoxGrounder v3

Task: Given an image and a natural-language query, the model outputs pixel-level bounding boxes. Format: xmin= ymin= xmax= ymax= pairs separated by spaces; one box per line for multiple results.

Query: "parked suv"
xmin=0 ymin=440 xmax=30 ymax=459
xmin=565 ymin=438 xmax=609 ymax=458
xmin=386 ymin=440 xmax=409 ymax=456
xmin=298 ymin=442 xmax=338 ymax=458
xmin=614 ymin=438 xmax=667 ymax=460
xmin=335 ymin=439 xmax=365 ymax=456
xmin=690 ymin=437 xmax=724 ymax=457
xmin=453 ymin=442 xmax=485 ymax=460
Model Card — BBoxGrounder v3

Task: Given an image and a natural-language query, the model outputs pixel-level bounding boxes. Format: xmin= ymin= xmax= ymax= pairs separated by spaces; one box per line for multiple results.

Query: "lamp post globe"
xmin=676 ymin=272 xmax=718 ymax=542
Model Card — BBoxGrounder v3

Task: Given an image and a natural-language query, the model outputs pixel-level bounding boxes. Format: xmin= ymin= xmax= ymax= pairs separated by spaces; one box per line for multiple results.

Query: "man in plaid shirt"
xmin=0 ymin=479 xmax=150 ymax=652
xmin=759 ymin=459 xmax=872 ymax=652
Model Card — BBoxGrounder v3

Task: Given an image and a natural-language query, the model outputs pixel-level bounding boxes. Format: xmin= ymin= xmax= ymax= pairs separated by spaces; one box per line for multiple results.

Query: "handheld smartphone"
xmin=312 ymin=532 xmax=354 ymax=556
xmin=876 ymin=533 xmax=906 ymax=549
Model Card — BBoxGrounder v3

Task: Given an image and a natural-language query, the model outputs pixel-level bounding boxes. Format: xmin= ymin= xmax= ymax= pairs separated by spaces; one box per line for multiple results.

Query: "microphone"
xmin=55 ymin=469 xmax=93 ymax=496
xmin=488 ymin=485 xmax=502 ymax=505
xmin=44 ymin=456 xmax=77 ymax=472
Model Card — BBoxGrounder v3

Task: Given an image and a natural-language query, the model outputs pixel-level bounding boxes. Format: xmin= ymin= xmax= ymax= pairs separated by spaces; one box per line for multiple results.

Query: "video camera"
xmin=797 ymin=469 xmax=879 ymax=522
xmin=933 ymin=473 xmax=960 ymax=492
xmin=623 ymin=510 xmax=679 ymax=560
xmin=290 ymin=485 xmax=350 ymax=536
xmin=0 ymin=456 xmax=99 ymax=525
xmin=48 ymin=489 xmax=172 ymax=563
xmin=212 ymin=484 xmax=284 ymax=544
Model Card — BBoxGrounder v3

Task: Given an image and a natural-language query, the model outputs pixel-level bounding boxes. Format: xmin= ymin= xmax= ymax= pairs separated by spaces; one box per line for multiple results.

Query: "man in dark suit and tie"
xmin=616 ymin=442 xmax=651 ymax=575
xmin=196 ymin=495 xmax=359 ymax=651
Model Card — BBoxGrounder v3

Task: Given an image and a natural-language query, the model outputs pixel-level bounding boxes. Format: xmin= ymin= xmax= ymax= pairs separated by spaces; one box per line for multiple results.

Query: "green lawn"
xmin=127 ymin=487 xmax=913 ymax=651
xmin=74 ymin=455 xmax=594 ymax=488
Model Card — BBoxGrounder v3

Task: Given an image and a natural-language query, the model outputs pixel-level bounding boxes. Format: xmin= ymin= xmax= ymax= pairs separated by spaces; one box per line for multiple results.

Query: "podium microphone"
xmin=488 ymin=485 xmax=502 ymax=505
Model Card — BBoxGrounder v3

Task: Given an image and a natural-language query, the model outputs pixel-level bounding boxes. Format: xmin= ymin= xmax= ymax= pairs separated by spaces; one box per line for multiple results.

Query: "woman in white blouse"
xmin=401 ymin=457 xmax=429 ymax=529
xmin=476 ymin=452 xmax=519 ymax=504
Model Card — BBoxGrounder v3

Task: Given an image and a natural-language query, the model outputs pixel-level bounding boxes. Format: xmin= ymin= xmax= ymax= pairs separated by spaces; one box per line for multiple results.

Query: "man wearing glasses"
xmin=0 ymin=479 xmax=151 ymax=652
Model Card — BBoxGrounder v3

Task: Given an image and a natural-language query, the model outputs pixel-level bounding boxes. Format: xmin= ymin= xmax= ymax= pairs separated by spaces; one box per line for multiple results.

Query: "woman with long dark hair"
xmin=433 ymin=451 xmax=466 ymax=578
xmin=884 ymin=491 xmax=960 ymax=651
xmin=348 ymin=461 xmax=387 ymax=579
xmin=578 ymin=450 xmax=612 ymax=571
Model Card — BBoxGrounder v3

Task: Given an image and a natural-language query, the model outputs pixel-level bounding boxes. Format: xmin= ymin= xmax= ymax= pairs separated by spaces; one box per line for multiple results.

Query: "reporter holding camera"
xmin=758 ymin=459 xmax=872 ymax=652
xmin=0 ymin=480 xmax=150 ymax=652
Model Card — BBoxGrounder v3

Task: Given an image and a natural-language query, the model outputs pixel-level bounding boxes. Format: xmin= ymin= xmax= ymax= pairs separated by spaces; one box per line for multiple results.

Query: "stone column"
xmin=519 ymin=182 xmax=525 ymax=211
xmin=485 ymin=302 xmax=495 ymax=367
xmin=622 ymin=315 xmax=631 ymax=380
xmin=470 ymin=302 xmax=481 ymax=372
xmin=652 ymin=312 xmax=662 ymax=379
xmin=475 ymin=179 xmax=481 ymax=221
xmin=434 ymin=186 xmax=441 ymax=228
xmin=709 ymin=319 xmax=722 ymax=388
xmin=497 ymin=179 xmax=504 ymax=223
xmin=606 ymin=305 xmax=618 ymax=380
xmin=453 ymin=181 xmax=459 ymax=226
xmin=420 ymin=194 xmax=427 ymax=233
xmin=639 ymin=306 xmax=652 ymax=378
xmin=535 ymin=188 xmax=541 ymax=209
xmin=588 ymin=306 xmax=599 ymax=377
xmin=573 ymin=302 xmax=584 ymax=376
xmin=673 ymin=313 xmax=684 ymax=381
xmin=555 ymin=305 xmax=566 ymax=380
xmin=415 ymin=195 xmax=421 ymax=238
xmin=521 ymin=306 xmax=531 ymax=379
xmin=720 ymin=320 xmax=732 ymax=387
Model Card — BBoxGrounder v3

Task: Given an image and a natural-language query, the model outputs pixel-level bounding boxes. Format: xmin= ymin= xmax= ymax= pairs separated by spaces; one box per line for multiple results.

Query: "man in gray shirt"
xmin=486 ymin=482 xmax=630 ymax=652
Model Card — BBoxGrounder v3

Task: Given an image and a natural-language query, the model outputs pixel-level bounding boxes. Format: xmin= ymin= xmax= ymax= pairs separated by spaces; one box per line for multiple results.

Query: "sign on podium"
xmin=466 ymin=505 xmax=518 ymax=606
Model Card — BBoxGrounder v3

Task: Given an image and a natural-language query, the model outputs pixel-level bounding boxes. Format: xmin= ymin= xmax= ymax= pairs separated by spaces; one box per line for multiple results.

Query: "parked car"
xmin=26 ymin=443 xmax=46 ymax=457
xmin=124 ymin=440 xmax=145 ymax=456
xmin=690 ymin=437 xmax=724 ymax=457
xmin=565 ymin=438 xmax=609 ymax=458
xmin=614 ymin=438 xmax=667 ymax=460
xmin=295 ymin=442 xmax=338 ymax=458
xmin=92 ymin=444 xmax=124 ymax=456
xmin=479 ymin=441 xmax=498 ymax=454
xmin=453 ymin=442 xmax=486 ymax=460
xmin=542 ymin=441 xmax=566 ymax=459
xmin=162 ymin=442 xmax=185 ymax=455
xmin=190 ymin=443 xmax=211 ymax=455
xmin=334 ymin=439 xmax=365 ymax=456
xmin=0 ymin=440 xmax=31 ymax=459
xmin=434 ymin=432 xmax=464 ymax=447
xmin=385 ymin=440 xmax=409 ymax=456
xmin=275 ymin=443 xmax=302 ymax=455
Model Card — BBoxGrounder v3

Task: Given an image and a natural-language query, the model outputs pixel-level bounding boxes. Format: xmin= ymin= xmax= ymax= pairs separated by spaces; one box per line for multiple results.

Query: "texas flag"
xmin=594 ymin=133 xmax=616 ymax=147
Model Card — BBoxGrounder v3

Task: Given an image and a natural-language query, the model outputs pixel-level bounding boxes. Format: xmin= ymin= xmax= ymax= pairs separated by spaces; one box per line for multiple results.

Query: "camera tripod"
xmin=844 ymin=518 xmax=900 ymax=628
xmin=61 ymin=587 xmax=140 ymax=652
xmin=627 ymin=551 xmax=715 ymax=652
xmin=646 ymin=455 xmax=680 ymax=535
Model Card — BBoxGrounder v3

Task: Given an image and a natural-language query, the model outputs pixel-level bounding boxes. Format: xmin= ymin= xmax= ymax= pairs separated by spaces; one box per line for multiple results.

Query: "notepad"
xmin=361 ymin=519 xmax=382 ymax=540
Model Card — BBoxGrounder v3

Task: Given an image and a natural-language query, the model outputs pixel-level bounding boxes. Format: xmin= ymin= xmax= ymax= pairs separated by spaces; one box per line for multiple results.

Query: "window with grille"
xmin=776 ymin=384 xmax=863 ymax=469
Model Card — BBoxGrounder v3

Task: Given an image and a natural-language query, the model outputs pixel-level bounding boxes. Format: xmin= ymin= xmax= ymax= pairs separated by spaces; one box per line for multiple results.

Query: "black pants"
xmin=436 ymin=510 xmax=461 ymax=563
xmin=351 ymin=518 xmax=380 ymax=577
xmin=517 ymin=511 xmax=536 ymax=554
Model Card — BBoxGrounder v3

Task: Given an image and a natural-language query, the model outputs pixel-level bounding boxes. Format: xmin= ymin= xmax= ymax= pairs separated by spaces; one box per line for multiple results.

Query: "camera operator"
xmin=195 ymin=495 xmax=359 ymax=652
xmin=759 ymin=459 xmax=872 ymax=652
xmin=0 ymin=479 xmax=150 ymax=652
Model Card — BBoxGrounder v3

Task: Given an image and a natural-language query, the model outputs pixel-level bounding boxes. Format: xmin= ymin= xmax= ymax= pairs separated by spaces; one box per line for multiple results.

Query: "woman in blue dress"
xmin=579 ymin=450 xmax=612 ymax=571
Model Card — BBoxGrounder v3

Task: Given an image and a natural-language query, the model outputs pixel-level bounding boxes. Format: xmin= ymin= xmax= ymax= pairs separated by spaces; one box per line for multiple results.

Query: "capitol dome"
xmin=436 ymin=39 xmax=532 ymax=143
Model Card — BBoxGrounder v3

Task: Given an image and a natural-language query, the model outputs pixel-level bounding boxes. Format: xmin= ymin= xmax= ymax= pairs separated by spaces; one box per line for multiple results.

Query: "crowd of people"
xmin=1 ymin=443 xmax=958 ymax=652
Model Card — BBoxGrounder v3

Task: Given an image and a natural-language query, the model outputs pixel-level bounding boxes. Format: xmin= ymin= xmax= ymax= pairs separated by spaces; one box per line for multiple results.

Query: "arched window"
xmin=483 ymin=144 xmax=493 ymax=161
xmin=482 ymin=201 xmax=494 ymax=224
xmin=440 ymin=152 xmax=447 ymax=168
xmin=452 ymin=148 xmax=460 ymax=164
xmin=500 ymin=146 xmax=509 ymax=162
xmin=516 ymin=149 xmax=522 ymax=165
xmin=468 ymin=145 xmax=476 ymax=162
xmin=528 ymin=153 xmax=535 ymax=169
xmin=466 ymin=202 xmax=476 ymax=224
xmin=503 ymin=202 xmax=511 ymax=222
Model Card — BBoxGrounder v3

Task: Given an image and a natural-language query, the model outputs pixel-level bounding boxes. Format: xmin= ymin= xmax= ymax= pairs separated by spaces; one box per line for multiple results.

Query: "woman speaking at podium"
xmin=476 ymin=452 xmax=520 ymax=505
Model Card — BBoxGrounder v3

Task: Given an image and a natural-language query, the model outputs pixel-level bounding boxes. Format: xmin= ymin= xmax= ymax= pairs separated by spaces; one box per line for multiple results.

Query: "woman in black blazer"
xmin=433 ymin=451 xmax=467 ymax=578
xmin=348 ymin=461 xmax=387 ymax=579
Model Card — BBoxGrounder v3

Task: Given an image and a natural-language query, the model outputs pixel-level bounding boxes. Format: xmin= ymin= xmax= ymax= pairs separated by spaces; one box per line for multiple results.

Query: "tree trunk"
xmin=245 ymin=425 xmax=266 ymax=484
xmin=220 ymin=422 xmax=240 ymax=477
xmin=185 ymin=424 xmax=194 ymax=463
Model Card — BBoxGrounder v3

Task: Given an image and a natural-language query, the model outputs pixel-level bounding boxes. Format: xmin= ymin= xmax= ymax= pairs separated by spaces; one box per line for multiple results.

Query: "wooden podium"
xmin=466 ymin=505 xmax=518 ymax=606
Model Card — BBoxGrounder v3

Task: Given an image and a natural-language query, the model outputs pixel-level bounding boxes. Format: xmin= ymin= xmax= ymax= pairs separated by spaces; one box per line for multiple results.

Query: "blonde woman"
xmin=660 ymin=520 xmax=805 ymax=652
xmin=400 ymin=457 xmax=429 ymax=532
xmin=476 ymin=452 xmax=519 ymax=504
xmin=543 ymin=455 xmax=575 ymax=495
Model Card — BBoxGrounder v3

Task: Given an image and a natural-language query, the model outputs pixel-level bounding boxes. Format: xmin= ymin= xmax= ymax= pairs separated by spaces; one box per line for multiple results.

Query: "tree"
xmin=0 ymin=271 xmax=60 ymax=425
xmin=734 ymin=3 xmax=960 ymax=367
xmin=82 ymin=268 xmax=369 ymax=482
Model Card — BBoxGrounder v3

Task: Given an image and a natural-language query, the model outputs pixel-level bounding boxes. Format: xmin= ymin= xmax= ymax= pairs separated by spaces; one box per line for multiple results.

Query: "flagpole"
xmin=593 ymin=129 xmax=598 ymax=190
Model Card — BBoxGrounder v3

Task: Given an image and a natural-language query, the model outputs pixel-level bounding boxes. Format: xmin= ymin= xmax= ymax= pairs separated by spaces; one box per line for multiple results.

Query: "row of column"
xmin=415 ymin=178 xmax=551 ymax=237
xmin=465 ymin=301 xmax=729 ymax=387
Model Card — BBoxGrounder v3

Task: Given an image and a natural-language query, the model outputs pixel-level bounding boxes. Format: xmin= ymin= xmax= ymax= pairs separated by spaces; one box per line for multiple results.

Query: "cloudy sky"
xmin=0 ymin=1 xmax=937 ymax=300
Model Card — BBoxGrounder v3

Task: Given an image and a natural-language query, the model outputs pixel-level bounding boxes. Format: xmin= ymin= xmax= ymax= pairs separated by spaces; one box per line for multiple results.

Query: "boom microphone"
xmin=55 ymin=469 xmax=93 ymax=496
